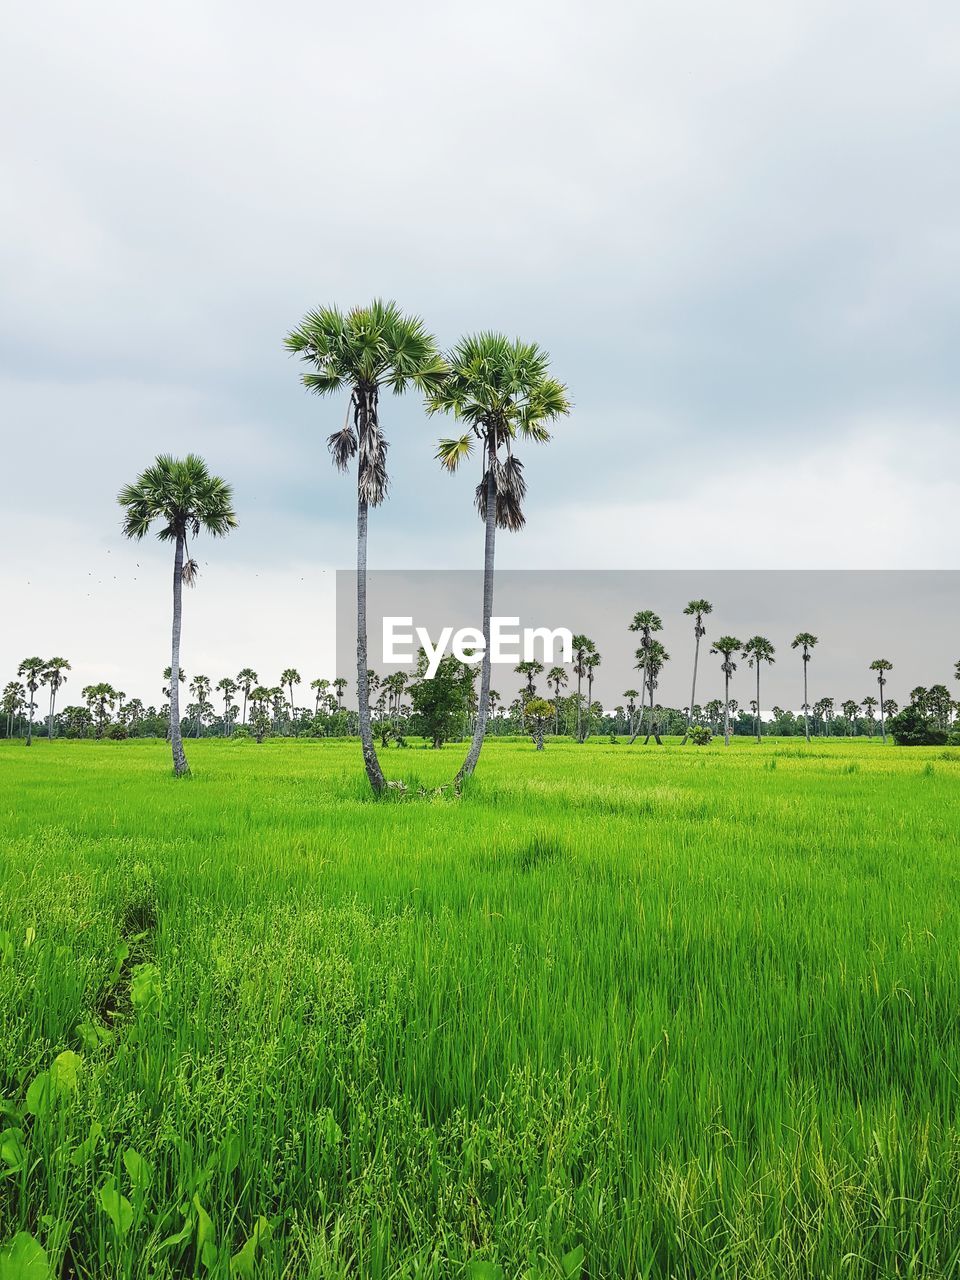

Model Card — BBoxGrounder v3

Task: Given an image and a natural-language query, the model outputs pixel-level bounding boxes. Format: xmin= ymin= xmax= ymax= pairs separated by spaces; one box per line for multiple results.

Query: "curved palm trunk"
xmin=356 ymin=497 xmax=386 ymax=794
xmin=171 ymin=533 xmax=189 ymax=776
xmin=456 ymin=462 xmax=496 ymax=784
xmin=802 ymin=659 xmax=810 ymax=742
xmin=681 ymin=632 xmax=702 ymax=745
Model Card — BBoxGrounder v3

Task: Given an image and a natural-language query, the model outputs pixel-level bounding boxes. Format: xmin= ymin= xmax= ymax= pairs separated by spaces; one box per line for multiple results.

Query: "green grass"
xmin=2 ymin=736 xmax=960 ymax=1278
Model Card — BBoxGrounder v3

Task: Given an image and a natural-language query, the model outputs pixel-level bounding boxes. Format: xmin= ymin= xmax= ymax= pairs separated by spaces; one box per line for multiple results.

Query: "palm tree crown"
xmin=118 ymin=454 xmax=236 ymax=573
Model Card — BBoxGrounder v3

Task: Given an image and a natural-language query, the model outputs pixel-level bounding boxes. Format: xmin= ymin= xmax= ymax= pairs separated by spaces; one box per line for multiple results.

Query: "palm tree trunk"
xmin=26 ymin=690 xmax=33 ymax=746
xmin=681 ymin=633 xmax=701 ymax=745
xmin=644 ymin=674 xmax=654 ymax=744
xmin=724 ymin=674 xmax=731 ymax=746
xmin=879 ymin=685 xmax=886 ymax=743
xmin=171 ymin=533 xmax=189 ymax=775
xmin=755 ymin=667 xmax=761 ymax=743
xmin=356 ymin=497 xmax=386 ymax=794
xmin=803 ymin=660 xmax=810 ymax=742
xmin=456 ymin=459 xmax=496 ymax=784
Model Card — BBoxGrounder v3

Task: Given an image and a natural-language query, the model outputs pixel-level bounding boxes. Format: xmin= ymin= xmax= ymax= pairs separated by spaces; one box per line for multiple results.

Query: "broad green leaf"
xmin=230 ymin=1217 xmax=272 ymax=1278
xmin=23 ymin=927 xmax=36 ymax=950
xmin=0 ymin=1129 xmax=26 ymax=1173
xmin=193 ymin=1195 xmax=217 ymax=1269
xmin=130 ymin=963 xmax=162 ymax=1014
xmin=123 ymin=1147 xmax=153 ymax=1191
xmin=69 ymin=1121 xmax=103 ymax=1167
xmin=0 ymin=932 xmax=13 ymax=965
xmin=50 ymin=1051 xmax=81 ymax=1093
xmin=0 ymin=1232 xmax=51 ymax=1280
xmin=75 ymin=1020 xmax=113 ymax=1053
xmin=561 ymin=1245 xmax=585 ymax=1279
xmin=98 ymin=1176 xmax=134 ymax=1237
xmin=107 ymin=940 xmax=129 ymax=987
xmin=218 ymin=1132 xmax=241 ymax=1177
xmin=467 ymin=1264 xmax=505 ymax=1280
xmin=24 ymin=1073 xmax=52 ymax=1119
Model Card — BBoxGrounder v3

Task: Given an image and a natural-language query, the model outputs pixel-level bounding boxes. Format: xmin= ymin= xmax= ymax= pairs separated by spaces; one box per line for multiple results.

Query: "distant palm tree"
xmin=16 ymin=658 xmax=46 ymax=747
xmin=584 ymin=651 xmax=601 ymax=740
xmin=236 ymin=669 xmax=258 ymax=725
xmin=680 ymin=600 xmax=712 ymax=745
xmin=790 ymin=633 xmax=818 ymax=742
xmin=635 ymin=640 xmax=670 ymax=743
xmin=571 ymin=635 xmax=595 ymax=742
xmin=310 ymin=677 xmax=331 ymax=715
xmin=882 ymin=698 xmax=898 ymax=725
xmin=189 ymin=674 xmax=211 ymax=737
xmin=842 ymin=699 xmax=859 ymax=735
xmin=118 ymin=454 xmax=237 ymax=775
xmin=869 ymin=659 xmax=893 ymax=743
xmin=623 ymin=689 xmax=640 ymax=737
xmin=332 ymin=677 xmax=348 ymax=710
xmin=82 ymin=682 xmax=117 ymax=738
xmin=742 ymin=636 xmax=775 ymax=743
xmin=281 ymin=668 xmax=301 ymax=730
xmin=629 ymin=612 xmax=663 ymax=744
xmin=862 ymin=695 xmax=878 ymax=735
xmin=514 ymin=660 xmax=544 ymax=699
xmin=3 ymin=682 xmax=25 ymax=739
xmin=42 ymin=657 xmax=71 ymax=740
xmin=217 ymin=677 xmax=238 ymax=735
xmin=547 ymin=666 xmax=568 ymax=733
xmin=430 ymin=333 xmax=569 ymax=783
xmin=710 ymin=637 xmax=743 ymax=746
xmin=286 ymin=300 xmax=445 ymax=795
xmin=126 ymin=698 xmax=145 ymax=735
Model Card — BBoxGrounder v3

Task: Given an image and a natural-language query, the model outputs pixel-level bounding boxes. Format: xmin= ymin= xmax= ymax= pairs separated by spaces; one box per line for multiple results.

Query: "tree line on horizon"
xmin=6 ymin=302 xmax=960 ymax=775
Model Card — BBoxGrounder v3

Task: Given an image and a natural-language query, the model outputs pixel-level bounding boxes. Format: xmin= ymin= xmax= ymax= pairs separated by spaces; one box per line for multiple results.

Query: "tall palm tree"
xmin=623 ymin=689 xmax=640 ymax=737
xmin=741 ymin=636 xmax=775 ymax=743
xmin=42 ymin=658 xmax=71 ymax=740
xmin=236 ymin=669 xmax=258 ymax=725
xmin=126 ymin=698 xmax=145 ymax=735
xmin=584 ymin=651 xmax=601 ymax=740
xmin=629 ymin=612 xmax=663 ymax=744
xmin=119 ymin=454 xmax=237 ymax=776
xmin=635 ymin=640 xmax=670 ymax=744
xmin=332 ymin=677 xmax=348 ymax=710
xmin=869 ymin=659 xmax=893 ymax=743
xmin=281 ymin=668 xmax=301 ymax=731
xmin=217 ymin=677 xmax=238 ymax=735
xmin=862 ymin=694 xmax=878 ymax=736
xmin=571 ymin=635 xmax=595 ymax=742
xmin=16 ymin=658 xmax=46 ymax=747
xmin=286 ymin=300 xmax=445 ymax=795
xmin=680 ymin=600 xmax=712 ymax=745
xmin=82 ymin=682 xmax=117 ymax=738
xmin=429 ymin=333 xmax=569 ymax=782
xmin=710 ymin=637 xmax=743 ymax=746
xmin=310 ymin=677 xmax=331 ymax=715
xmin=790 ymin=633 xmax=818 ymax=742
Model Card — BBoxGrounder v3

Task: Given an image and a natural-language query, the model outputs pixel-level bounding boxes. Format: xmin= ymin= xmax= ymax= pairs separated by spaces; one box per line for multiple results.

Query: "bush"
xmin=889 ymin=705 xmax=948 ymax=747
xmin=231 ymin=726 xmax=251 ymax=739
xmin=689 ymin=725 xmax=712 ymax=745
xmin=107 ymin=723 xmax=128 ymax=740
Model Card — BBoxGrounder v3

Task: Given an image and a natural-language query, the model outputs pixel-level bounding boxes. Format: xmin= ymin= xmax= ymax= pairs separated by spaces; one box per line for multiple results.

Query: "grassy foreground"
xmin=2 ymin=737 xmax=960 ymax=1279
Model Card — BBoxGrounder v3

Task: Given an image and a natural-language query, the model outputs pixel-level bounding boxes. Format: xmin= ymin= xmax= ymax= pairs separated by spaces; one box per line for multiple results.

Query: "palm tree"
xmin=711 ymin=637 xmax=743 ymax=746
xmin=82 ymin=682 xmax=117 ymax=738
xmin=126 ymin=698 xmax=145 ymax=735
xmin=42 ymin=658 xmax=71 ymax=740
xmin=281 ymin=668 xmax=301 ymax=731
xmin=635 ymin=640 xmax=670 ymax=743
xmin=332 ymin=677 xmax=348 ymax=711
xmin=118 ymin=454 xmax=237 ymax=776
xmin=584 ymin=651 xmax=601 ymax=740
xmin=16 ymin=658 xmax=46 ymax=746
xmin=3 ymin=682 xmax=25 ymax=739
xmin=237 ymin=669 xmax=258 ymax=725
xmin=571 ymin=636 xmax=595 ymax=742
xmin=623 ymin=689 xmax=640 ymax=737
xmin=869 ymin=659 xmax=894 ymax=742
xmin=741 ymin=636 xmax=775 ymax=743
xmin=680 ymin=600 xmax=712 ymax=745
xmin=217 ymin=677 xmax=238 ymax=735
xmin=310 ymin=677 xmax=331 ymax=715
xmin=842 ymin=698 xmax=859 ymax=736
xmin=790 ymin=633 xmax=818 ymax=742
xmin=429 ymin=333 xmax=569 ymax=782
xmin=629 ymin=612 xmax=663 ymax=744
xmin=862 ymin=695 xmax=878 ymax=736
xmin=189 ymin=674 xmax=211 ymax=737
xmin=286 ymin=300 xmax=445 ymax=795
xmin=547 ymin=666 xmax=568 ymax=733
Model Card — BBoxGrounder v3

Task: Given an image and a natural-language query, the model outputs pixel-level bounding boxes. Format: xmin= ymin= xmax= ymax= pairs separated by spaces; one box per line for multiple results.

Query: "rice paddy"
xmin=3 ymin=736 xmax=960 ymax=1278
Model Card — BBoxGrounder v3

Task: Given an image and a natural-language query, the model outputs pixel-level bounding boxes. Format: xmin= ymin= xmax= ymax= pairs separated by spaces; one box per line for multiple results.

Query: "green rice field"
xmin=2 ymin=737 xmax=960 ymax=1278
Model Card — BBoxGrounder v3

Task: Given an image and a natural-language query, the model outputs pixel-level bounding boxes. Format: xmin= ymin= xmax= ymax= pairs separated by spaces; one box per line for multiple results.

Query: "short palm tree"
xmin=790 ymin=633 xmax=818 ymax=742
xmin=82 ymin=682 xmax=117 ymax=738
xmin=741 ymin=636 xmax=775 ymax=743
xmin=711 ymin=637 xmax=743 ymax=746
xmin=869 ymin=659 xmax=894 ymax=742
xmin=286 ymin=300 xmax=445 ymax=794
xmin=118 ymin=454 xmax=237 ymax=775
xmin=430 ymin=333 xmax=569 ymax=782
xmin=310 ymin=677 xmax=331 ymax=715
xmin=680 ymin=600 xmax=712 ymax=745
xmin=623 ymin=689 xmax=640 ymax=737
xmin=862 ymin=694 xmax=878 ymax=735
xmin=16 ymin=657 xmax=46 ymax=746
xmin=332 ymin=677 xmax=348 ymax=710
xmin=42 ymin=658 xmax=71 ymax=740
xmin=841 ymin=698 xmax=860 ymax=735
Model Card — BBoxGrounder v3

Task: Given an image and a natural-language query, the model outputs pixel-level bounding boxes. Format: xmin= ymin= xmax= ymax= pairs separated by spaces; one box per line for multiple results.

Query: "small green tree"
xmin=408 ymin=651 xmax=476 ymax=748
xmin=525 ymin=698 xmax=555 ymax=750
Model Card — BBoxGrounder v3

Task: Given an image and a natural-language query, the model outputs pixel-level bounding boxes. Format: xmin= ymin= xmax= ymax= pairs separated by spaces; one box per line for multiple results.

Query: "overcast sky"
xmin=3 ymin=1 xmax=959 ymax=705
